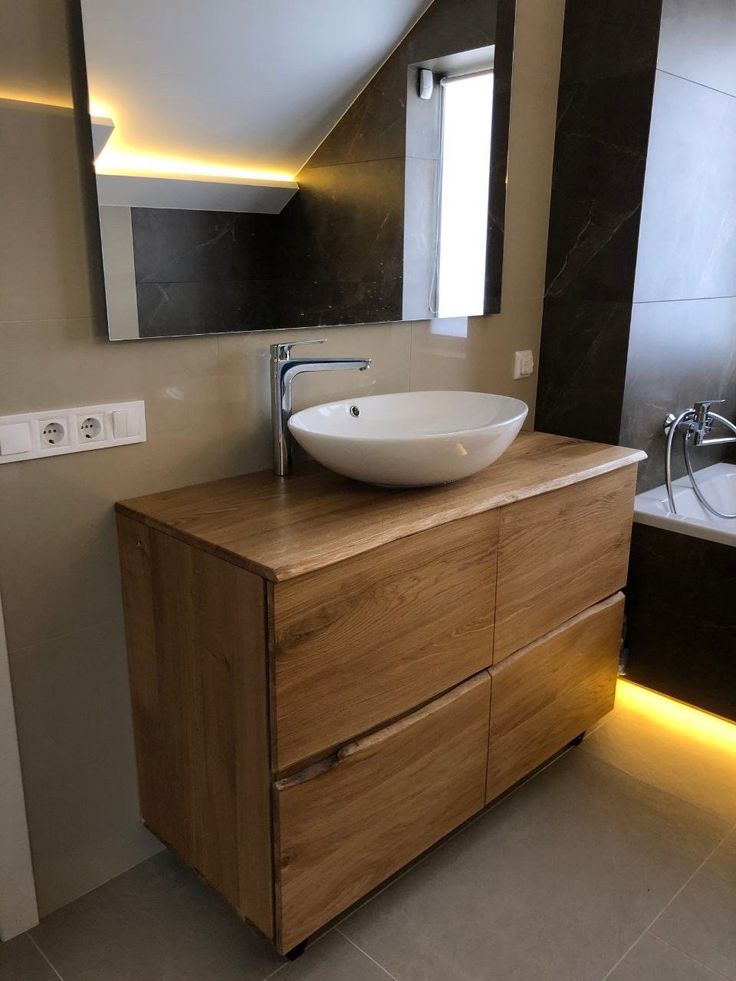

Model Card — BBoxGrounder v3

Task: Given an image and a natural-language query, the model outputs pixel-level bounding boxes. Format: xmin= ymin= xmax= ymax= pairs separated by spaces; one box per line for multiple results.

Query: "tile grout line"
xmin=599 ymin=827 xmax=732 ymax=981
xmin=578 ymin=741 xmax=736 ymax=828
xmin=259 ymin=926 xmax=336 ymax=981
xmin=651 ymin=934 xmax=735 ymax=981
xmin=27 ymin=934 xmax=65 ymax=981
xmin=335 ymin=927 xmax=402 ymax=981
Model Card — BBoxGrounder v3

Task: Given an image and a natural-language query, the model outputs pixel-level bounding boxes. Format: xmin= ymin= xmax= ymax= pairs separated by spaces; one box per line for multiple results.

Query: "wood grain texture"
xmin=273 ymin=672 xmax=491 ymax=953
xmin=271 ymin=510 xmax=498 ymax=772
xmin=116 ymin=432 xmax=645 ymax=583
xmin=494 ymin=465 xmax=636 ymax=661
xmin=486 ymin=594 xmax=623 ymax=803
xmin=117 ymin=517 xmax=274 ymax=937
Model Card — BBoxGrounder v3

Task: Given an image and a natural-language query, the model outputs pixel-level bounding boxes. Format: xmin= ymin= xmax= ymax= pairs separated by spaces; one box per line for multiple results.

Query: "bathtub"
xmin=627 ymin=460 xmax=736 ymax=721
xmin=634 ymin=462 xmax=736 ymax=547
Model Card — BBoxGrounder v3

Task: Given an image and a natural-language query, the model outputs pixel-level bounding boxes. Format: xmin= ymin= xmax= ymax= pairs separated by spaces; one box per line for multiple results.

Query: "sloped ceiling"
xmin=80 ymin=0 xmax=434 ymax=179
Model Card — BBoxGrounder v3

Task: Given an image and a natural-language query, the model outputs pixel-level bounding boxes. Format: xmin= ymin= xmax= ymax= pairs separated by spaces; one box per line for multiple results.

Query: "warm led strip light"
xmin=617 ymin=678 xmax=736 ymax=754
xmin=94 ymin=147 xmax=296 ymax=185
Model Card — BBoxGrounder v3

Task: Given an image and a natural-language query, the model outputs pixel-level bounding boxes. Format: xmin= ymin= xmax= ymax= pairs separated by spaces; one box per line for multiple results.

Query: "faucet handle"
xmin=694 ymin=399 xmax=726 ymax=421
xmin=271 ymin=338 xmax=326 ymax=360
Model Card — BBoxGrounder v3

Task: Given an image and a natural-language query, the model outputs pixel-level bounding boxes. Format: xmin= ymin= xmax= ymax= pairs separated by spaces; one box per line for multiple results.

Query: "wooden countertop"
xmin=116 ymin=431 xmax=645 ymax=582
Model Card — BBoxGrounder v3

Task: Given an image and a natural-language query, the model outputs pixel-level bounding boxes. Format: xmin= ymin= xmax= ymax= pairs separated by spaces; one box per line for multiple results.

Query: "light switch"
xmin=513 ymin=350 xmax=535 ymax=380
xmin=0 ymin=422 xmax=32 ymax=456
xmin=112 ymin=410 xmax=129 ymax=439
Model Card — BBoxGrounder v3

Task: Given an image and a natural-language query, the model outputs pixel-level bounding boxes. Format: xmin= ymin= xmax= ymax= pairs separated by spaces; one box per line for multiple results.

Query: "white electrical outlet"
xmin=39 ymin=419 xmax=70 ymax=447
xmin=0 ymin=402 xmax=146 ymax=464
xmin=78 ymin=414 xmax=105 ymax=442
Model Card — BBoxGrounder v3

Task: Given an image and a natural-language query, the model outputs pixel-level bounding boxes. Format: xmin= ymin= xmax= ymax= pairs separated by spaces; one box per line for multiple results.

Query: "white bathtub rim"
xmin=634 ymin=462 xmax=736 ymax=548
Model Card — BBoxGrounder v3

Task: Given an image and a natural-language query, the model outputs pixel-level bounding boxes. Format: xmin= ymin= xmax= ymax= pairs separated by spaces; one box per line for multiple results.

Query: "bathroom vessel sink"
xmin=288 ymin=391 xmax=528 ymax=487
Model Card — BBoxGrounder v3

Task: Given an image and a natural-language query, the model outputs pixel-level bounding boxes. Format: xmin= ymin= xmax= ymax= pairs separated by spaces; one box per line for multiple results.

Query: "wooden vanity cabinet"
xmin=116 ymin=431 xmax=643 ymax=954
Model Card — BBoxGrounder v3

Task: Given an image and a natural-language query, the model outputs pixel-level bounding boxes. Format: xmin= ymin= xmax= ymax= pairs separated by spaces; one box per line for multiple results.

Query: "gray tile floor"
xmin=3 ymin=684 xmax=735 ymax=981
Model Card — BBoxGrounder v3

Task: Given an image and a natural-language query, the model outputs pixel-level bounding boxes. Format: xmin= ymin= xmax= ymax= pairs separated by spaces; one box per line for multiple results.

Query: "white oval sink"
xmin=288 ymin=391 xmax=528 ymax=487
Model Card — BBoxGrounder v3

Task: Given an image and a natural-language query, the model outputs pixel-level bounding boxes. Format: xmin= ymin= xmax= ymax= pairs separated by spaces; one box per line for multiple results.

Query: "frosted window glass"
xmin=437 ymin=73 xmax=494 ymax=319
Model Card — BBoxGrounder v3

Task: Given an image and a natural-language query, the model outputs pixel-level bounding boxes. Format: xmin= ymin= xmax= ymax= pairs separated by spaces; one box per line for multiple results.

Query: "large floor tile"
xmin=583 ymin=682 xmax=736 ymax=823
xmin=341 ymin=750 xmax=728 ymax=981
xmin=652 ymin=829 xmax=736 ymax=980
xmin=607 ymin=934 xmax=725 ymax=981
xmin=276 ymin=932 xmax=394 ymax=980
xmin=0 ymin=936 xmax=58 ymax=981
xmin=31 ymin=850 xmax=283 ymax=981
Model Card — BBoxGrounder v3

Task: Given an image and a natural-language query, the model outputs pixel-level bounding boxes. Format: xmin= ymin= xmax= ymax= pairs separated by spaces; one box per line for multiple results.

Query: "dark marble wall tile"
xmin=658 ymin=0 xmax=736 ymax=97
xmin=558 ymin=0 xmax=663 ymax=85
xmin=274 ymin=276 xmax=403 ymax=331
xmin=307 ymin=55 xmax=409 ymax=170
xmin=538 ymin=0 xmax=659 ymax=444
xmin=279 ymin=157 xmax=406 ymax=327
xmin=137 ymin=280 xmax=279 ymax=336
xmin=634 ymin=71 xmax=736 ymax=304
xmin=626 ymin=523 xmax=736 ymax=721
xmin=404 ymin=0 xmax=495 ymax=65
xmin=536 ymin=300 xmax=632 ymax=444
xmin=620 ymin=296 xmax=736 ymax=490
xmin=545 ymin=70 xmax=656 ymax=304
xmin=131 ymin=209 xmax=278 ymax=284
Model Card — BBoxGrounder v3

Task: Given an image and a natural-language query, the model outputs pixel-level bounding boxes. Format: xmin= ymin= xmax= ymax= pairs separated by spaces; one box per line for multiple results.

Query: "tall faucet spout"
xmin=270 ymin=341 xmax=372 ymax=476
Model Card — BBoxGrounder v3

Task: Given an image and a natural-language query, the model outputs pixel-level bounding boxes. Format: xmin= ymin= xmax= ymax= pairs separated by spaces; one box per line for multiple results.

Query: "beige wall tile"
xmin=9 ymin=619 xmax=162 ymax=916
xmin=410 ymin=295 xmax=543 ymax=416
xmin=0 ymin=319 xmax=223 ymax=652
xmin=0 ymin=0 xmax=73 ymax=107
xmin=0 ymin=103 xmax=98 ymax=323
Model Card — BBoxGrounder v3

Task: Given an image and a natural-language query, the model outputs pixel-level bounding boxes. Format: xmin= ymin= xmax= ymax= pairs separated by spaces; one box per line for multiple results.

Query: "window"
xmin=436 ymin=71 xmax=494 ymax=319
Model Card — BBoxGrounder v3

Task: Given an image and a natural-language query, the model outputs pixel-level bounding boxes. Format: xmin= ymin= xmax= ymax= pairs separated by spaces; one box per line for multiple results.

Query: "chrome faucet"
xmin=270 ymin=339 xmax=371 ymax=476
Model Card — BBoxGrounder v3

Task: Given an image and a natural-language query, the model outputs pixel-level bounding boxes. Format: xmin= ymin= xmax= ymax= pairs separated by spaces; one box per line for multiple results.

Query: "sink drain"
xmin=349 ymin=405 xmax=360 ymax=418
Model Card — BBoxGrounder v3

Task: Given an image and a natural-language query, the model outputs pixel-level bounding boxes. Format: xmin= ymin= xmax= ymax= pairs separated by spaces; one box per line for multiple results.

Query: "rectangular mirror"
xmin=78 ymin=0 xmax=515 ymax=340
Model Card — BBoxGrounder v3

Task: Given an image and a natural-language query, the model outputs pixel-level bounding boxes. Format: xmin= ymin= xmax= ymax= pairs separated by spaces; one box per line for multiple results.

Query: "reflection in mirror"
xmin=79 ymin=0 xmax=515 ymax=340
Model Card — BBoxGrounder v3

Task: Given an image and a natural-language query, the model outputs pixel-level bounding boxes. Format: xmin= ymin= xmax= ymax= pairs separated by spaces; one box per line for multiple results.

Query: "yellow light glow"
xmin=0 ymin=91 xmax=72 ymax=110
xmin=617 ymin=679 xmax=736 ymax=754
xmin=95 ymin=146 xmax=295 ymax=185
xmin=89 ymin=99 xmax=114 ymax=119
xmin=95 ymin=148 xmax=295 ymax=184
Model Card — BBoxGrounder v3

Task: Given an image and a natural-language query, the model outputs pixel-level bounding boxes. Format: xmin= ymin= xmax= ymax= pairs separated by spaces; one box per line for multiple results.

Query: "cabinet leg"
xmin=570 ymin=731 xmax=586 ymax=747
xmin=285 ymin=940 xmax=309 ymax=961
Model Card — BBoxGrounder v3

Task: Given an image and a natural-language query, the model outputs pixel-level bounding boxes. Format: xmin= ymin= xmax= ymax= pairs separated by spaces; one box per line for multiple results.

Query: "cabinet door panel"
xmin=274 ymin=672 xmax=491 ymax=953
xmin=272 ymin=510 xmax=498 ymax=771
xmin=486 ymin=593 xmax=623 ymax=802
xmin=494 ymin=466 xmax=635 ymax=661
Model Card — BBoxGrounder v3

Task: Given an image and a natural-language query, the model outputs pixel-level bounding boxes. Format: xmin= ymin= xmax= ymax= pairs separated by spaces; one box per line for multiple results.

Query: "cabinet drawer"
xmin=494 ymin=466 xmax=635 ymax=661
xmin=274 ymin=671 xmax=490 ymax=952
xmin=271 ymin=510 xmax=498 ymax=772
xmin=486 ymin=593 xmax=623 ymax=803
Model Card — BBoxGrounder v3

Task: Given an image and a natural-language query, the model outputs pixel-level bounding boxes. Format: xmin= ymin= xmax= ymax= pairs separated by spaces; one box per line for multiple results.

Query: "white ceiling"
xmin=80 ymin=0 xmax=434 ymax=178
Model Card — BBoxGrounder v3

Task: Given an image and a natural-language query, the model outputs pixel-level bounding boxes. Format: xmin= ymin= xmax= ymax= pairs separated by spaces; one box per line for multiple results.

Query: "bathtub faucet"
xmin=663 ymin=399 xmax=736 ymax=519
xmin=665 ymin=400 xmax=736 ymax=448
